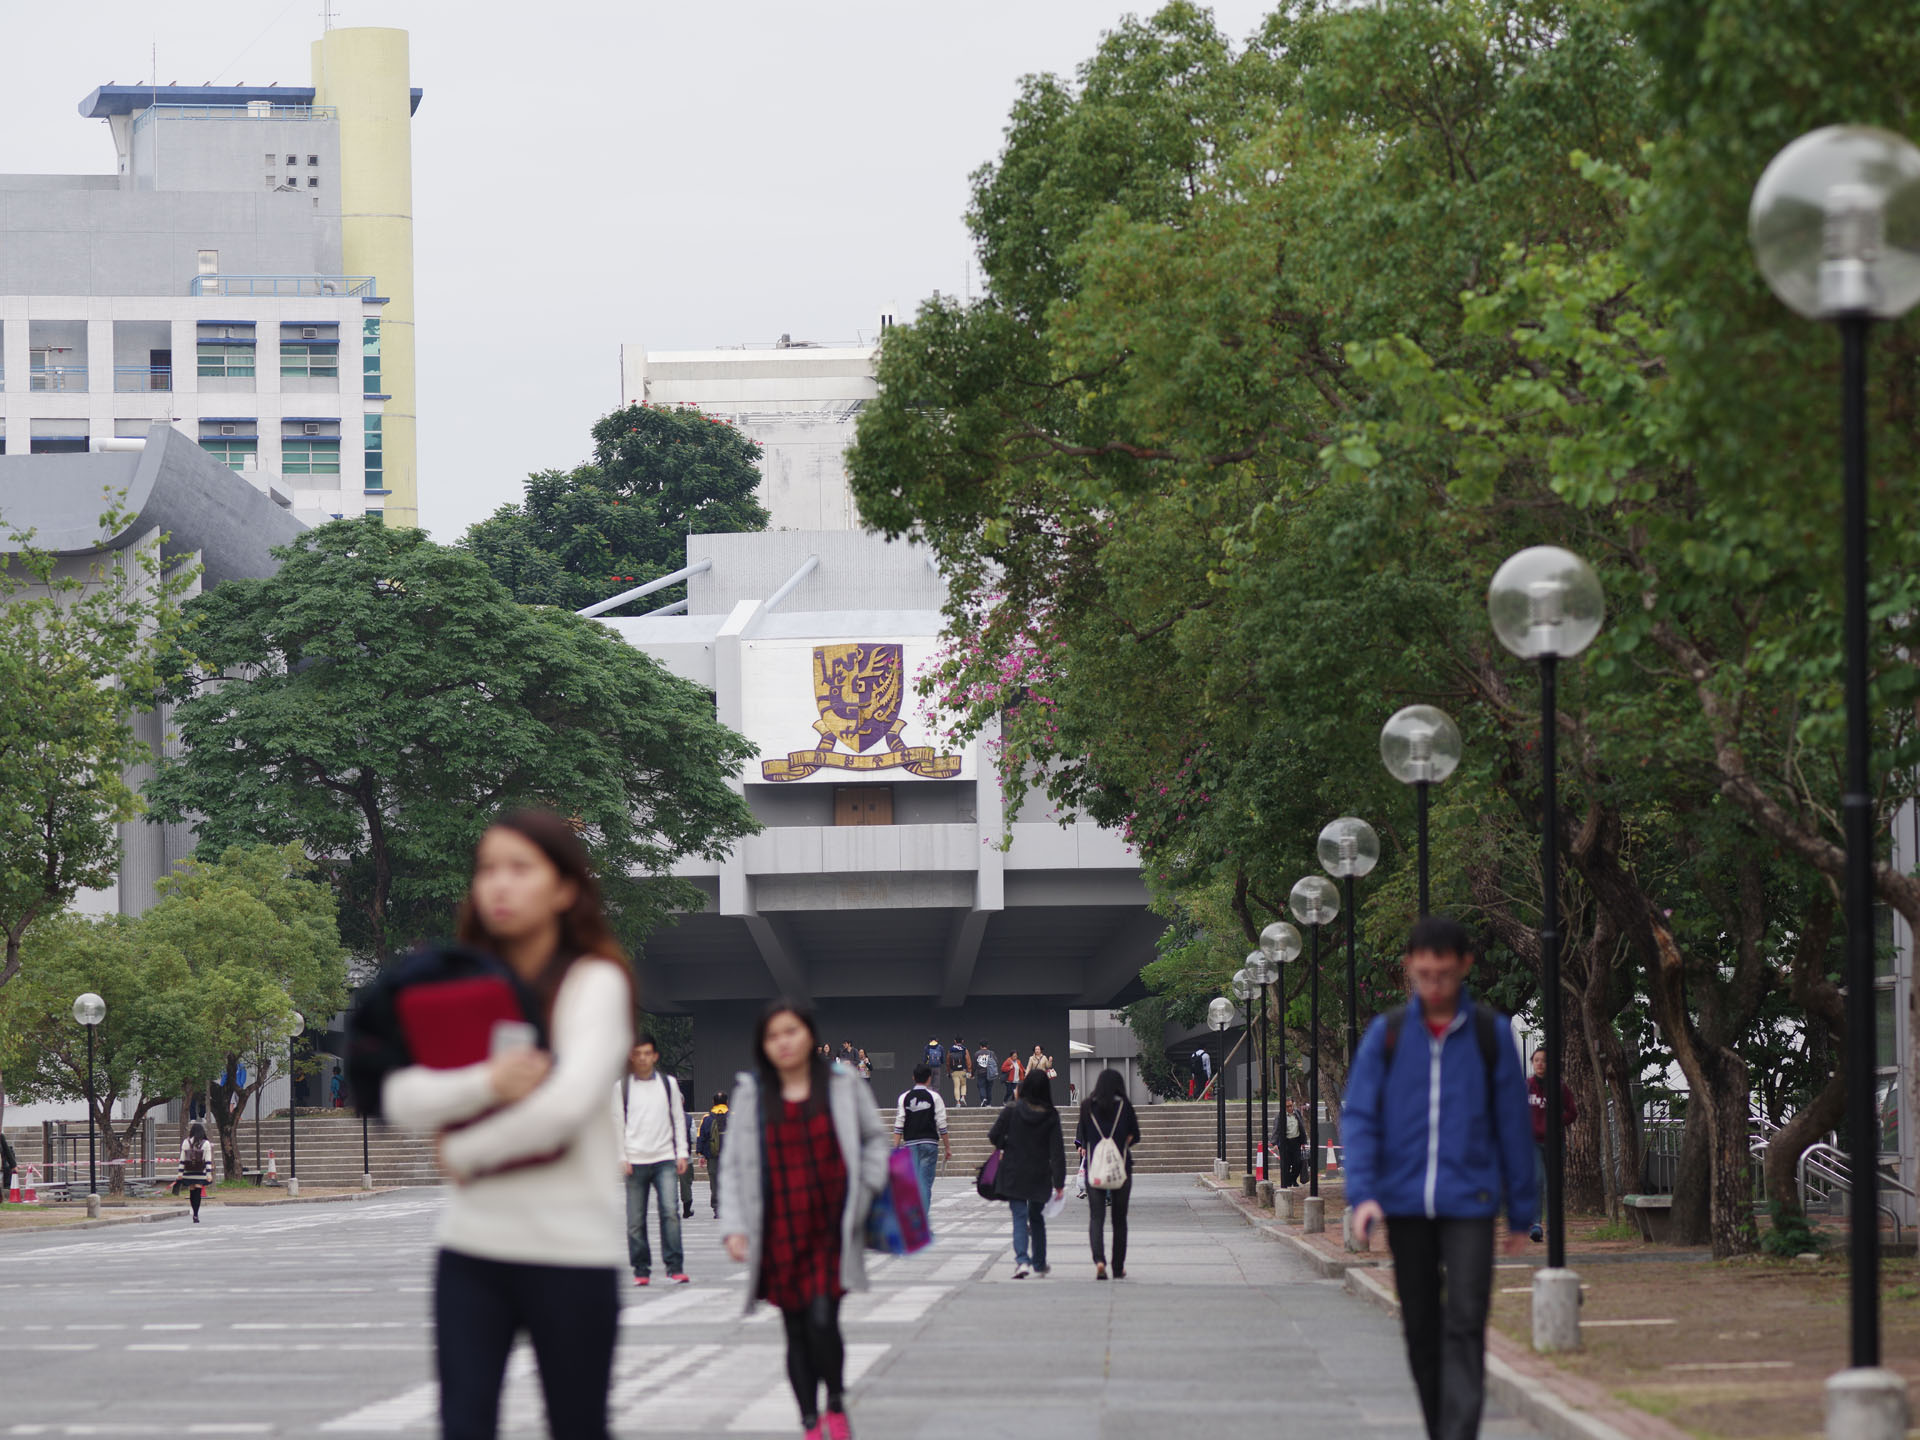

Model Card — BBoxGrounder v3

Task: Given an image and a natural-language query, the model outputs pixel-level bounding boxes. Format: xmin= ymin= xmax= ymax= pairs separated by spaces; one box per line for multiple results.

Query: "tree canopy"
xmin=463 ymin=403 xmax=770 ymax=616
xmin=145 ymin=518 xmax=759 ymax=966
xmin=847 ymin=0 xmax=1920 ymax=1256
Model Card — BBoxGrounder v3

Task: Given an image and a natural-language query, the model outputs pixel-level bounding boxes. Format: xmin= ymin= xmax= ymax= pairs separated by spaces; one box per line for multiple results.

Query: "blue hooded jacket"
xmin=1341 ymin=993 xmax=1537 ymax=1226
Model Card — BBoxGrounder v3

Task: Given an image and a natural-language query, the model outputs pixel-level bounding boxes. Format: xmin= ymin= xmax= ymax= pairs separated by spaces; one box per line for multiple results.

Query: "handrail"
xmin=1797 ymin=1143 xmax=1907 ymax=1244
xmin=576 ymin=559 xmax=712 ymax=618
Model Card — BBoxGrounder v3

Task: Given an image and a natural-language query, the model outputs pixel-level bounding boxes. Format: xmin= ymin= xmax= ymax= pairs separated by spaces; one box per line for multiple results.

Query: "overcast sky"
xmin=1 ymin=1 xmax=1272 ymax=540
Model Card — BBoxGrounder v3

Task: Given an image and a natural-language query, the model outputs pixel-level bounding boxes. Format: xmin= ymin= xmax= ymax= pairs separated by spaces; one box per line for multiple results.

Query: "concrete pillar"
xmin=1825 ymin=1368 xmax=1910 ymax=1440
xmin=86 ymin=1194 xmax=101 ymax=1219
xmin=1256 ymin=1180 xmax=1274 ymax=1209
xmin=1275 ymin=1188 xmax=1294 ymax=1222
xmin=1343 ymin=1207 xmax=1362 ymax=1251
xmin=1531 ymin=1267 xmax=1582 ymax=1353
xmin=1303 ymin=1196 xmax=1325 ymax=1234
xmin=286 ymin=1176 xmax=301 ymax=1199
xmin=362 ymin=1172 xmax=374 ymax=1191
xmin=1213 ymin=1159 xmax=1229 ymax=1181
xmin=1240 ymin=1174 xmax=1257 ymax=1198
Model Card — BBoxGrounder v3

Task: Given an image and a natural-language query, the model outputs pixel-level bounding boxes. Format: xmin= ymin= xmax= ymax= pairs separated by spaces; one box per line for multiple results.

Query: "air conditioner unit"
xmin=301 ymin=327 xmax=317 ymax=339
xmin=303 ymin=423 xmax=320 ymax=435
xmin=220 ymin=424 xmax=237 ymax=436
xmin=321 ymin=282 xmax=338 ymax=296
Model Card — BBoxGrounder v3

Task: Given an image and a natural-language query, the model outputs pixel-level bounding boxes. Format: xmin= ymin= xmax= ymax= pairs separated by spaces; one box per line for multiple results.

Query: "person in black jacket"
xmin=1074 ymin=1068 xmax=1141 ymax=1280
xmin=988 ymin=1068 xmax=1065 ymax=1278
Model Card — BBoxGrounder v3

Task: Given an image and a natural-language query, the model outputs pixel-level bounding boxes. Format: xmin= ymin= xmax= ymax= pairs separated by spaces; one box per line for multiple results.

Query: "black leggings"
xmin=188 ymin=1185 xmax=203 ymax=1218
xmin=434 ymin=1248 xmax=620 ymax=1440
xmin=780 ymin=1294 xmax=846 ymax=1424
xmin=1088 ymin=1179 xmax=1130 ymax=1268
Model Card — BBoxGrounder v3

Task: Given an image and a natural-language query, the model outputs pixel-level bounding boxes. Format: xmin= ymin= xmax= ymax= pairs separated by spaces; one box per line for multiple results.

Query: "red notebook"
xmin=394 ymin=976 xmax=528 ymax=1069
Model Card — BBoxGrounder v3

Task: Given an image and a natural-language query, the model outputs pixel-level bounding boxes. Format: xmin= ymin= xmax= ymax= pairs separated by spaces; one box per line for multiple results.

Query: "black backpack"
xmin=345 ymin=943 xmax=549 ymax=1121
xmin=1378 ymin=1002 xmax=1503 ymax=1144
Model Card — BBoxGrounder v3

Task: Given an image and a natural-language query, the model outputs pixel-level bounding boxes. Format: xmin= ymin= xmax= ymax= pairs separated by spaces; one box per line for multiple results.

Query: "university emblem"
xmin=760 ymin=643 xmax=963 ymax=781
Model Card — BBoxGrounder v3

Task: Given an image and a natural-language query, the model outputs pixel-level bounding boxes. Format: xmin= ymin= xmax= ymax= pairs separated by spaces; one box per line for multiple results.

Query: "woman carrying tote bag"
xmin=1074 ymin=1068 xmax=1142 ymax=1280
xmin=988 ymin=1068 xmax=1066 ymax=1278
xmin=721 ymin=998 xmax=890 ymax=1440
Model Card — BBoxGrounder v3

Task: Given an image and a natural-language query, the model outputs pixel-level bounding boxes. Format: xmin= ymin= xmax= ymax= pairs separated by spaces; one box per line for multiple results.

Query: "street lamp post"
xmin=1260 ymin=922 xmax=1302 ymax=1199
xmin=1230 ymin=967 xmax=1256 ymax=1180
xmin=287 ymin=1012 xmax=305 ymax=1199
xmin=1751 ymin=124 xmax=1920 ymax=1439
xmin=1288 ymin=875 xmax=1340 ymax=1234
xmin=1380 ymin=706 xmax=1463 ymax=916
xmin=1207 ymin=996 xmax=1236 ymax=1179
xmin=73 ymin=994 xmax=105 ymax=1215
xmin=1318 ymin=818 xmax=1380 ymax=1067
xmin=1246 ymin=950 xmax=1280 ymax=1183
xmin=1489 ymin=544 xmax=1604 ymax=1353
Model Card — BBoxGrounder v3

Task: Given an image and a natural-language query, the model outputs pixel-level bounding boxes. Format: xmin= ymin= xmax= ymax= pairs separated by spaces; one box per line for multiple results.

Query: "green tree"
xmin=145 ymin=519 xmax=759 ymax=966
xmin=463 ymin=404 xmax=770 ymax=616
xmin=0 ymin=498 xmax=192 ymax=1128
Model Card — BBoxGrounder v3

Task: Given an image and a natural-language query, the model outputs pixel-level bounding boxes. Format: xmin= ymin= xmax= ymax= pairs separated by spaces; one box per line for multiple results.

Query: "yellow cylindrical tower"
xmin=313 ymin=27 xmax=420 ymax=528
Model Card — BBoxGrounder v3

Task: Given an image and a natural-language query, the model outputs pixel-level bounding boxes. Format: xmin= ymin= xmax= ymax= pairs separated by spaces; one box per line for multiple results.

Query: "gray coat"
xmin=717 ymin=1062 xmax=891 ymax=1313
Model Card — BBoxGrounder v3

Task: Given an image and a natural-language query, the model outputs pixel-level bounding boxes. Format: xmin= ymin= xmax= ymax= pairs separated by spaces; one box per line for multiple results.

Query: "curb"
xmin=213 ymin=1187 xmax=401 ymax=1208
xmin=1197 ymin=1175 xmax=1385 ymax=1278
xmin=1343 ymin=1256 xmax=1689 ymax=1440
xmin=3 ymin=1208 xmax=191 ymax=1234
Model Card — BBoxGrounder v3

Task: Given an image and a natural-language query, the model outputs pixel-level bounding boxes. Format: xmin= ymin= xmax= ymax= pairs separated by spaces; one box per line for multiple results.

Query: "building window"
xmin=30 ymin=435 xmax=88 ymax=455
xmin=307 ymin=154 xmax=319 ymax=166
xmin=286 ymin=155 xmax=297 ymax=166
xmin=364 ymin=414 xmax=384 ymax=490
xmin=281 ymin=439 xmax=340 ymax=475
xmin=362 ymin=317 xmax=382 ymax=394
xmin=281 ymin=341 xmax=339 ymax=379
xmin=307 ymin=176 xmax=319 ymax=188
xmin=364 ymin=509 xmax=385 ymax=525
xmin=197 ymin=249 xmax=219 ymax=275
xmin=200 ymin=438 xmax=257 ymax=471
xmin=197 ymin=343 xmax=255 ymax=379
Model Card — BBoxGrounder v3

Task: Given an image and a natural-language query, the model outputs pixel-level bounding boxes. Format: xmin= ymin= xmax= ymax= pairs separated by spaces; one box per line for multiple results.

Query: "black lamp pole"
xmin=1539 ymin=652 xmax=1567 ymax=1272
xmin=1243 ymin=1015 xmax=1253 ymax=1176
xmin=1838 ymin=313 xmax=1881 ymax=1369
xmin=1343 ymin=875 xmax=1360 ymax=1066
xmin=1276 ymin=984 xmax=1288 ymax=1181
xmin=288 ymin=1039 xmax=299 ymax=1186
xmin=1308 ymin=923 xmax=1321 ymax=1199
xmin=85 ymin=1024 xmax=98 ymax=1198
xmin=1416 ymin=780 xmax=1431 ymax=916
xmin=1215 ymin=1040 xmax=1226 ymax=1167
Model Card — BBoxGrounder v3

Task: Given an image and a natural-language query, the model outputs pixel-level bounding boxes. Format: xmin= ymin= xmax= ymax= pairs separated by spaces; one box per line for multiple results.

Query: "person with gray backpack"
xmin=1074 ymin=1069 xmax=1140 ymax=1280
xmin=973 ymin=1044 xmax=998 ymax=1107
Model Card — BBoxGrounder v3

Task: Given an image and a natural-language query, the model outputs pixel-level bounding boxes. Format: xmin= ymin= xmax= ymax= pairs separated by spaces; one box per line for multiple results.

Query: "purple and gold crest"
xmin=761 ymin=642 xmax=963 ymax=782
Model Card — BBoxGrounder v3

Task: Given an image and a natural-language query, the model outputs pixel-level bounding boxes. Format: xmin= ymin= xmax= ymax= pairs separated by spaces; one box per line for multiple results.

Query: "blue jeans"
xmin=907 ymin=1141 xmax=938 ymax=1209
xmin=625 ymin=1161 xmax=684 ymax=1277
xmin=1009 ymin=1199 xmax=1047 ymax=1270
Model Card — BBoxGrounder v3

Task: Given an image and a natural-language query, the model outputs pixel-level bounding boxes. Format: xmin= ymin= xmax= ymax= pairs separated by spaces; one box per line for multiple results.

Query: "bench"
xmin=1623 ymin=1193 xmax=1673 ymax=1243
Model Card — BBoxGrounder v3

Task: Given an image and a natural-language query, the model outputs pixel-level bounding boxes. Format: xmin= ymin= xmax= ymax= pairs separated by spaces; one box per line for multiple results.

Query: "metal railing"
xmin=189 ymin=275 xmax=375 ymax=298
xmin=134 ymin=104 xmax=336 ymax=129
xmin=1797 ymin=1142 xmax=1911 ymax=1243
xmin=29 ymin=365 xmax=88 ymax=392
xmin=113 ymin=365 xmax=172 ymax=392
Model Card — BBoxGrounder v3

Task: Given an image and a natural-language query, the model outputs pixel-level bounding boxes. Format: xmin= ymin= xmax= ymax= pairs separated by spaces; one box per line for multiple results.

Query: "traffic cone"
xmin=266 ymin=1150 xmax=278 ymax=1184
xmin=1254 ymin=1142 xmax=1266 ymax=1181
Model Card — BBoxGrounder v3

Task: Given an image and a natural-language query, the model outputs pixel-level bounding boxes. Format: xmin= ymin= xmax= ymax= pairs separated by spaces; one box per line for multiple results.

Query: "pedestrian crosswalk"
xmin=315 ymin=1184 xmax=1011 ymax=1434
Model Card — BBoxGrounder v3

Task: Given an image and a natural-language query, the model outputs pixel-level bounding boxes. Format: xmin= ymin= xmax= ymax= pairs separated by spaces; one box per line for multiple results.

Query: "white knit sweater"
xmin=384 ymin=959 xmax=632 ymax=1268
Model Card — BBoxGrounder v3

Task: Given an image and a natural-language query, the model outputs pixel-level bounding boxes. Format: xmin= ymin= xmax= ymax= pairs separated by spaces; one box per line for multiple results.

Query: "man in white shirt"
xmin=616 ymin=1034 xmax=688 ymax=1285
xmin=892 ymin=1064 xmax=951 ymax=1208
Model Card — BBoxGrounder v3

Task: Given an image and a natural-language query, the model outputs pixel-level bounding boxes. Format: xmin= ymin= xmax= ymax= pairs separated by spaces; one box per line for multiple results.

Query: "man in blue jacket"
xmin=1344 ymin=916 xmax=1537 ymax=1440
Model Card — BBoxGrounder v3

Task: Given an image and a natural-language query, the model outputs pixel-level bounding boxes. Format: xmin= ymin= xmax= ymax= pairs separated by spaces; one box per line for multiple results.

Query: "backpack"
xmin=1086 ymin=1105 xmax=1128 ymax=1190
xmin=182 ymin=1139 xmax=211 ymax=1178
xmin=702 ymin=1107 xmax=729 ymax=1161
xmin=1378 ymin=1003 xmax=1503 ymax=1148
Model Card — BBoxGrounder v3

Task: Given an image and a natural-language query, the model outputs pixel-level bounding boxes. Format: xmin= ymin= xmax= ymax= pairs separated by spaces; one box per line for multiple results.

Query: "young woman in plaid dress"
xmin=720 ymin=1000 xmax=889 ymax=1440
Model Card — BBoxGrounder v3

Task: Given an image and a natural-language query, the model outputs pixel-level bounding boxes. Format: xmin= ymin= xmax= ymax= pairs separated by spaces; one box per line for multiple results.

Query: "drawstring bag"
xmin=1087 ymin=1108 xmax=1128 ymax=1190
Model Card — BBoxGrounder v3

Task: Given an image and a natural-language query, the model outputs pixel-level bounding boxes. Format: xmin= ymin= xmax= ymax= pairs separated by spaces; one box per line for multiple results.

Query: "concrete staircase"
xmin=7 ymin=1101 xmax=1244 ymax=1193
xmin=891 ymin=1101 xmax=1240 ymax=1178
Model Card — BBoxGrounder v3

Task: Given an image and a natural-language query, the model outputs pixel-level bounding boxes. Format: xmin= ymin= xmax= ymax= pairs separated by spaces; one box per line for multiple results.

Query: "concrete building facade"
xmin=620 ymin=336 xmax=877 ymax=532
xmin=0 ymin=29 xmax=420 ymax=527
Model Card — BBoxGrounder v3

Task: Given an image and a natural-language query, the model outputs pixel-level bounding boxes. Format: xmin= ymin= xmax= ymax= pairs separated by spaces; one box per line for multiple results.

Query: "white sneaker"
xmin=1012 ymin=1263 xmax=1030 ymax=1279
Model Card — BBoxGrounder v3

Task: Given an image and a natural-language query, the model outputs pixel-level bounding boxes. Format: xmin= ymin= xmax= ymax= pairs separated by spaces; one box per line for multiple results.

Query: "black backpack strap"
xmin=1473 ymin=1005 xmax=1501 ymax=1155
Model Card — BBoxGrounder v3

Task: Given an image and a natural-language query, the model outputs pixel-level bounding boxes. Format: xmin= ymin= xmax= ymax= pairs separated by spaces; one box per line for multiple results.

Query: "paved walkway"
xmin=0 ymin=1177 xmax=1545 ymax=1436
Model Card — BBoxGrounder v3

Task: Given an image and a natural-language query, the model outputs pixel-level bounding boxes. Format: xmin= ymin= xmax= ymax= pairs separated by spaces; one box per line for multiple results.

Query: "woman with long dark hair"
xmin=989 ymin=1067 xmax=1066 ymax=1278
xmin=719 ymin=998 xmax=889 ymax=1440
xmin=1075 ymin=1067 xmax=1141 ymax=1280
xmin=383 ymin=811 xmax=634 ymax=1440
xmin=177 ymin=1121 xmax=213 ymax=1222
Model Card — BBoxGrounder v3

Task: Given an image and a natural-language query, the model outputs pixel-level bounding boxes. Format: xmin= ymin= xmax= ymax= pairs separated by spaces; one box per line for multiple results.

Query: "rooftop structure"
xmin=620 ymin=334 xmax=881 ymax=531
xmin=0 ymin=29 xmax=421 ymax=528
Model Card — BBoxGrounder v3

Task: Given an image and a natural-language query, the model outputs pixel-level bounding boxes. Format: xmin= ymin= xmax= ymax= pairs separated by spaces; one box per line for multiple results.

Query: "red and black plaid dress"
xmin=758 ymin=1098 xmax=848 ymax=1310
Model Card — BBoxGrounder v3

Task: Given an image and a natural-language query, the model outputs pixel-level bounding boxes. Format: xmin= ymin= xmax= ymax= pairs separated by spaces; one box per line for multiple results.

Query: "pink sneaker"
xmin=802 ymin=1423 xmax=824 ymax=1440
xmin=824 ymin=1411 xmax=853 ymax=1439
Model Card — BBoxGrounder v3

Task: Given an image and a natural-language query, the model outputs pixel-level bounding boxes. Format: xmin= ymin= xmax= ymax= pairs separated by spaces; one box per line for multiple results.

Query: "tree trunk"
xmin=1700 ymin=1046 xmax=1757 ymax=1257
xmin=1562 ymin=1009 xmax=1606 ymax=1213
xmin=96 ymin=1107 xmax=128 ymax=1196
xmin=1764 ymin=1066 xmax=1846 ymax=1223
xmin=1671 ymin=1102 xmax=1712 ymax=1244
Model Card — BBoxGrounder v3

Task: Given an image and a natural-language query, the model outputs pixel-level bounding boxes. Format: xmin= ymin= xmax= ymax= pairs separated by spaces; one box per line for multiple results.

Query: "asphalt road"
xmin=0 ymin=1177 xmax=1545 ymax=1437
